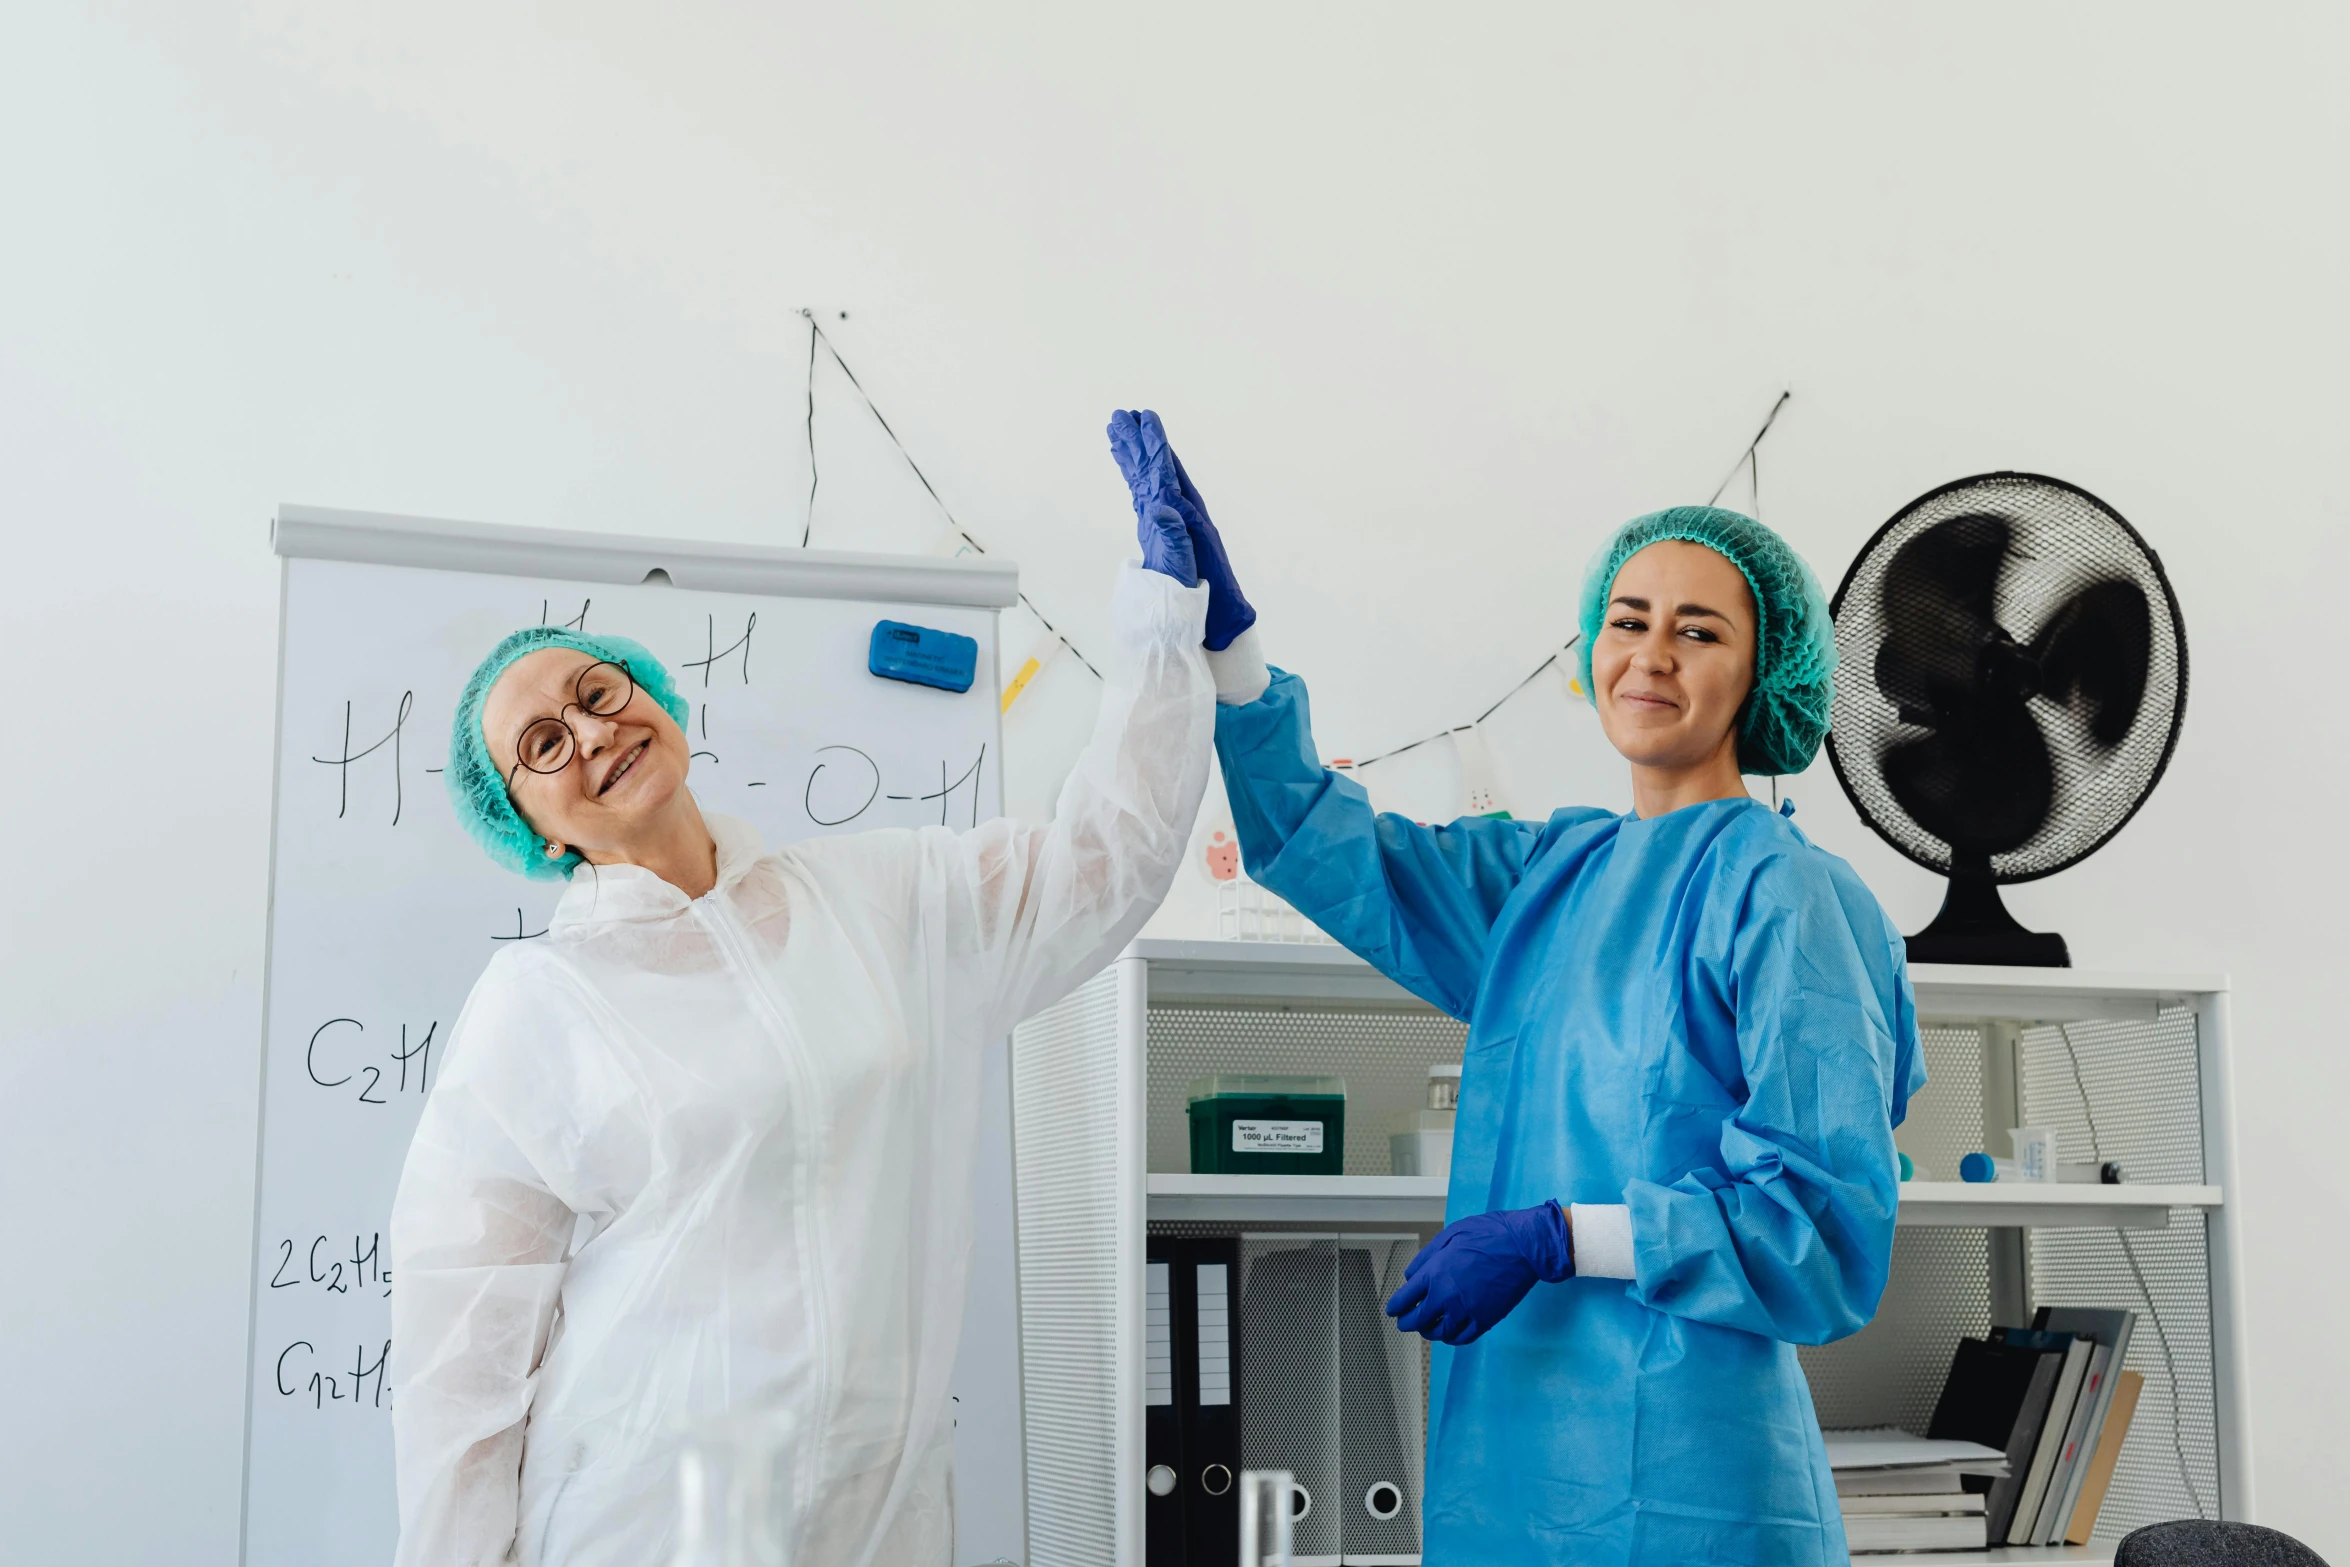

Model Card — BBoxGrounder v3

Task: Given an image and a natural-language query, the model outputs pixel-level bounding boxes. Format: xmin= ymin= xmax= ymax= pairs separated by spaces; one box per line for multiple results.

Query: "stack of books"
xmin=1824 ymin=1428 xmax=2008 ymax=1554
xmin=1925 ymin=1307 xmax=2147 ymax=1547
xmin=1822 ymin=1306 xmax=2149 ymax=1553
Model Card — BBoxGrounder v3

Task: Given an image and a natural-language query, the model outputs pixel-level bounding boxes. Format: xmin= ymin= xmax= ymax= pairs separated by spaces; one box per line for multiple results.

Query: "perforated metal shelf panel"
xmin=1897 ymin=1022 xmax=1993 ymax=1185
xmin=2019 ymin=1008 xmax=2206 ymax=1185
xmin=1013 ymin=971 xmax=1124 ymax=1567
xmin=2020 ymin=1007 xmax=2217 ymax=1544
xmin=1800 ymin=1228 xmax=1994 ymax=1432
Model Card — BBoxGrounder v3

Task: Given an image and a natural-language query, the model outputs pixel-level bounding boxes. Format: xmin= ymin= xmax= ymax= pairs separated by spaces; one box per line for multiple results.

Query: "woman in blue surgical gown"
xmin=1152 ymin=429 xmax=1926 ymax=1567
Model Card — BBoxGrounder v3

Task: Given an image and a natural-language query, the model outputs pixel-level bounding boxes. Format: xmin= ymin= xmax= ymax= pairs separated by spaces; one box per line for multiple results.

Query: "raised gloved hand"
xmin=1107 ymin=409 xmax=1194 ymax=585
xmin=1106 ymin=409 xmax=1256 ymax=649
xmin=1134 ymin=497 xmax=1198 ymax=587
xmin=1384 ymin=1200 xmax=1574 ymax=1346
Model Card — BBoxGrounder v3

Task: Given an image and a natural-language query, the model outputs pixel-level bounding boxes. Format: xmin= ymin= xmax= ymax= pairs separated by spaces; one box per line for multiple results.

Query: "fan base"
xmin=1905 ymin=926 xmax=2071 ymax=968
xmin=1905 ymin=874 xmax=2071 ymax=968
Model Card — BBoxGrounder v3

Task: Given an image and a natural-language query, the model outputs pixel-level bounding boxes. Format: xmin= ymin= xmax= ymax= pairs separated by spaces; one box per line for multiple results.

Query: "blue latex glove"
xmin=1106 ymin=409 xmax=1256 ymax=649
xmin=1384 ymin=1200 xmax=1574 ymax=1346
xmin=1136 ymin=497 xmax=1198 ymax=587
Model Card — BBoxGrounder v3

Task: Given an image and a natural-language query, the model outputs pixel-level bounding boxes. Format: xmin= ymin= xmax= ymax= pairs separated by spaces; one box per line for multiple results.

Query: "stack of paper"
xmin=1825 ymin=1427 xmax=2010 ymax=1554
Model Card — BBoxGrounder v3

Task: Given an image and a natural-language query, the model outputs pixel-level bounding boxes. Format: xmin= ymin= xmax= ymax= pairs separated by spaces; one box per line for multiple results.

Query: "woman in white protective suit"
xmin=388 ymin=411 xmax=1230 ymax=1567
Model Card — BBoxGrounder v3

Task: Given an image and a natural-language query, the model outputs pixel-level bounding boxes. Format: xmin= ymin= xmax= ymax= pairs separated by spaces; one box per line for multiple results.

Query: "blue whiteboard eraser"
xmin=868 ymin=620 xmax=978 ymax=694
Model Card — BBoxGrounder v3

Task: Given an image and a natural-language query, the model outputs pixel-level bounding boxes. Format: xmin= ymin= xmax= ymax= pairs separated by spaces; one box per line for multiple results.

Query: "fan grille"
xmin=1827 ymin=473 xmax=2187 ymax=881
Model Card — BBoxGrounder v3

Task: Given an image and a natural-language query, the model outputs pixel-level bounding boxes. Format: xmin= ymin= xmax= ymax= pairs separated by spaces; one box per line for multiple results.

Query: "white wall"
xmin=4 ymin=4 xmax=2344 ymax=1560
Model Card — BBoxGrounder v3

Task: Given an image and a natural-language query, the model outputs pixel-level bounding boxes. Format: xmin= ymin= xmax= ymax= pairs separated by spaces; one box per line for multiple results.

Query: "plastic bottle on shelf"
xmin=1959 ymin=1152 xmax=2124 ymax=1184
xmin=1959 ymin=1152 xmax=2022 ymax=1184
xmin=1389 ymin=1064 xmax=1460 ymax=1176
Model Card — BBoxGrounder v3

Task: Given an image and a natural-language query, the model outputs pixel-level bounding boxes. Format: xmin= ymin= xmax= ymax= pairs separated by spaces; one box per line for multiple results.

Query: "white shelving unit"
xmin=1010 ymin=941 xmax=2248 ymax=1567
xmin=1892 ymin=1181 xmax=2222 ymax=1230
xmin=1146 ymin=1174 xmax=2224 ymax=1231
xmin=1147 ymin=1172 xmax=1450 ymax=1225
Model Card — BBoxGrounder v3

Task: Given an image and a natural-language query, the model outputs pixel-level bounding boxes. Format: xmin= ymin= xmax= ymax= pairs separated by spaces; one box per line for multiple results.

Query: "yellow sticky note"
xmin=1000 ymin=656 xmax=1043 ymax=712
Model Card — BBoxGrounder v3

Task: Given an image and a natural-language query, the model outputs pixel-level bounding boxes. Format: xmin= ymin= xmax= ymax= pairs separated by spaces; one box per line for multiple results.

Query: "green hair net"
xmin=445 ymin=626 xmax=692 ymax=880
xmin=1575 ymin=505 xmax=1837 ymax=776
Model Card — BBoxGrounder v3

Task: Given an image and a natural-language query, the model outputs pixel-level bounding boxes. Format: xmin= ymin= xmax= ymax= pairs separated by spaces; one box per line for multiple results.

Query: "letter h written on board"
xmin=311 ymin=691 xmax=414 ymax=826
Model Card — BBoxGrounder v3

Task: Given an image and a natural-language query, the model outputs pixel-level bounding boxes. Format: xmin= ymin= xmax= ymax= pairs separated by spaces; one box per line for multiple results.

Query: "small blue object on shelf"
xmin=1898 ymin=1151 xmax=1914 ymax=1183
xmin=1959 ymin=1151 xmax=2024 ymax=1183
xmin=868 ymin=621 xmax=978 ymax=693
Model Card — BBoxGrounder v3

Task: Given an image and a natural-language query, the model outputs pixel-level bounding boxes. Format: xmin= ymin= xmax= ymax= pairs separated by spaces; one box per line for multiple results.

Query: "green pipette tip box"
xmin=1185 ymin=1073 xmax=1347 ymax=1175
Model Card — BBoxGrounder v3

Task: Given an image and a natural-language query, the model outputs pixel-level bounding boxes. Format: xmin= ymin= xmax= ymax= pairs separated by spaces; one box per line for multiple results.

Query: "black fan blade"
xmin=1871 ymin=509 xmax=2066 ymax=856
xmin=1873 ymin=512 xmax=2016 ymax=716
xmin=1881 ymin=699 xmax=2056 ymax=857
xmin=2031 ymin=578 xmax=2153 ymax=747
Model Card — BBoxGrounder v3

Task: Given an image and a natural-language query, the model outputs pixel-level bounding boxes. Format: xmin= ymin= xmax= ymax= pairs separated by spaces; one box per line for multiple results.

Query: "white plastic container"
xmin=1387 ymin=1112 xmax=1454 ymax=1176
xmin=1389 ymin=1064 xmax=1462 ymax=1175
xmin=2010 ymin=1126 xmax=2056 ymax=1183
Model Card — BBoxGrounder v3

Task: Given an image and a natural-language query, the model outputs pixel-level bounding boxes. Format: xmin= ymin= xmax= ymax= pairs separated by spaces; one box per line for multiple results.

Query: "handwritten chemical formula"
xmin=304 ymin=608 xmax=991 ymax=851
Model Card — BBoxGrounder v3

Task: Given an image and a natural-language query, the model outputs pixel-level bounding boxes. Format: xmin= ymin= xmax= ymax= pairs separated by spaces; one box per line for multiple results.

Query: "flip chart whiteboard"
xmin=244 ymin=506 xmax=1025 ymax=1566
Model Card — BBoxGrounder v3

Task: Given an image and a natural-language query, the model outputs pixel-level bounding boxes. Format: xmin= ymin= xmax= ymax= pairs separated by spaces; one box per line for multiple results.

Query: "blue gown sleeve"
xmin=1214 ymin=668 xmax=1544 ymax=1018
xmin=1624 ymin=852 xmax=1925 ymax=1345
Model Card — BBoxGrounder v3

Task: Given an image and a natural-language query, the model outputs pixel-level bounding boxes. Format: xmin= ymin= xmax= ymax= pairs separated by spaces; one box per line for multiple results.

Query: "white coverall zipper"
xmin=692 ymin=891 xmax=838 ymax=1533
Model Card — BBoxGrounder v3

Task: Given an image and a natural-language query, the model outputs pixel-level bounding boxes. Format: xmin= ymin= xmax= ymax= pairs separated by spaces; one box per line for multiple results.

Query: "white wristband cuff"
xmin=1569 ymin=1202 xmax=1635 ymax=1280
xmin=1205 ymin=626 xmax=1272 ymax=706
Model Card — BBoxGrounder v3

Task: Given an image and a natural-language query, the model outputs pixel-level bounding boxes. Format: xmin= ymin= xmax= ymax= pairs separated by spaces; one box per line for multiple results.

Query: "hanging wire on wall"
xmin=1708 ymin=389 xmax=1790 ymax=517
xmin=800 ymin=317 xmax=820 ymax=548
xmin=799 ymin=309 xmax=1101 ymax=680
xmin=793 ymin=314 xmax=1790 ymax=751
xmin=1339 ymin=389 xmax=1795 ymax=774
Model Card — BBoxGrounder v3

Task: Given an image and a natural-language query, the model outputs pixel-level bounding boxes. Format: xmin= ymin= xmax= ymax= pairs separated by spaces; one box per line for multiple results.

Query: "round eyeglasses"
xmin=508 ymin=660 xmax=638 ymax=785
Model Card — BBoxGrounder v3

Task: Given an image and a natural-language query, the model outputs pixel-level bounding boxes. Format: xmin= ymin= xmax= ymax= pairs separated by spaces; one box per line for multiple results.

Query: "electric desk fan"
xmin=1825 ymin=473 xmax=2188 ymax=966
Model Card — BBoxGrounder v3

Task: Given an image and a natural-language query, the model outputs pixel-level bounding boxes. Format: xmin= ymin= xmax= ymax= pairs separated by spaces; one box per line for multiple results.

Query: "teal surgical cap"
xmin=1575 ymin=505 xmax=1837 ymax=776
xmin=445 ymin=626 xmax=691 ymax=880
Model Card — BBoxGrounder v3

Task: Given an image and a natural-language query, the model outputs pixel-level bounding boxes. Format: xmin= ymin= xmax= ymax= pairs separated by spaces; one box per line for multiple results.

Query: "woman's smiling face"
xmin=1591 ymin=540 xmax=1758 ymax=774
xmin=481 ymin=648 xmax=693 ymax=862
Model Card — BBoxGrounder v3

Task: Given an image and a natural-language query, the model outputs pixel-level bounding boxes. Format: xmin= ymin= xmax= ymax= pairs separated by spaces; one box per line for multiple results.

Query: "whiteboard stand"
xmin=244 ymin=505 xmax=1026 ymax=1566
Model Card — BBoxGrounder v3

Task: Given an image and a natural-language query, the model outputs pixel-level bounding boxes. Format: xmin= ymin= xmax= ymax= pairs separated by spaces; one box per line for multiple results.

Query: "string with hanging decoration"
xmin=799 ymin=309 xmax=1101 ymax=712
xmin=1318 ymin=390 xmax=1793 ymax=817
xmin=794 ymin=310 xmax=1791 ymax=791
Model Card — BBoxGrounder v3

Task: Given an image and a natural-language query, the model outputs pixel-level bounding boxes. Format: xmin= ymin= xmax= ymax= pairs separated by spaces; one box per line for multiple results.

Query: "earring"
xmin=545 ymin=840 xmax=567 ymax=860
